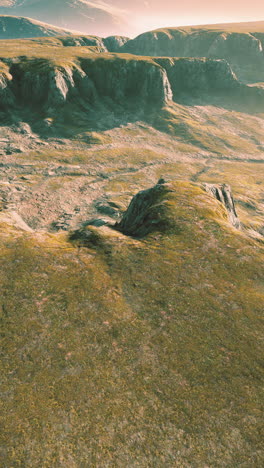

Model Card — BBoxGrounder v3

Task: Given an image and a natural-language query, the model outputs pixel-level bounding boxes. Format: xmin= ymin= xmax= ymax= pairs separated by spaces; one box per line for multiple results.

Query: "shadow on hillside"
xmin=1 ymin=87 xmax=263 ymax=148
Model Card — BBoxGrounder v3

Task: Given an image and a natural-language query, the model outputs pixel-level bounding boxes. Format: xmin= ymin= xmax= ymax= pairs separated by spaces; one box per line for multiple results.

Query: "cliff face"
xmin=155 ymin=57 xmax=240 ymax=96
xmin=122 ymin=28 xmax=264 ymax=63
xmin=80 ymin=57 xmax=172 ymax=107
xmin=103 ymin=36 xmax=130 ymax=52
xmin=59 ymin=35 xmax=107 ymax=52
xmin=0 ymin=66 xmax=14 ymax=108
xmin=1 ymin=53 xmax=264 ymax=119
xmin=6 ymin=56 xmax=172 ymax=112
xmin=121 ymin=28 xmax=264 ymax=81
xmin=9 ymin=60 xmax=83 ymax=109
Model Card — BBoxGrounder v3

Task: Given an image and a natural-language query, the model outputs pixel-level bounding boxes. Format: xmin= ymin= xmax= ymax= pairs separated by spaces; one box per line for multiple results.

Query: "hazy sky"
xmin=102 ymin=0 xmax=264 ymax=35
xmin=0 ymin=0 xmax=264 ymax=36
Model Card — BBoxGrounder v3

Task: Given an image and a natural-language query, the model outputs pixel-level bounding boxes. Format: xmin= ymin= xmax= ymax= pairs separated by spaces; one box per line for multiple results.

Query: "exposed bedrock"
xmin=0 ymin=69 xmax=14 ymax=108
xmin=59 ymin=35 xmax=107 ymax=52
xmin=121 ymin=29 xmax=264 ymax=65
xmin=155 ymin=57 xmax=240 ymax=95
xmin=115 ymin=180 xmax=240 ymax=238
xmin=9 ymin=60 xmax=97 ymax=110
xmin=80 ymin=57 xmax=173 ymax=107
xmin=5 ymin=56 xmax=172 ymax=112
xmin=2 ymin=54 xmax=264 ymax=116
xmin=204 ymin=183 xmax=240 ymax=228
xmin=103 ymin=36 xmax=130 ymax=52
xmin=115 ymin=179 xmax=172 ymax=237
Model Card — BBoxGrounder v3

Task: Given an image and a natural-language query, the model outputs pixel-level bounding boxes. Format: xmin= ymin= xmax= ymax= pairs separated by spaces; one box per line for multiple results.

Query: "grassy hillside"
xmin=152 ymin=21 xmax=264 ymax=34
xmin=1 ymin=31 xmax=264 ymax=466
xmin=1 ymin=178 xmax=264 ymax=466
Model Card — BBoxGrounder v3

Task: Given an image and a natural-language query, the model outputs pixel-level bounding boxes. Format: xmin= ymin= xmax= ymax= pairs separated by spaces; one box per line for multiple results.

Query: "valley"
xmin=0 ymin=20 xmax=264 ymax=467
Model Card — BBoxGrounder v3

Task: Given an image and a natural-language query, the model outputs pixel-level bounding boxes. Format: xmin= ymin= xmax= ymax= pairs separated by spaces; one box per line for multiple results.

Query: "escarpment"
xmin=9 ymin=60 xmax=85 ymax=109
xmin=79 ymin=57 xmax=172 ymax=107
xmin=120 ymin=27 xmax=264 ymax=81
xmin=1 ymin=53 xmax=263 ymax=120
xmin=103 ymin=36 xmax=130 ymax=52
xmin=155 ymin=57 xmax=240 ymax=95
xmin=4 ymin=56 xmax=173 ymax=113
xmin=59 ymin=35 xmax=107 ymax=51
xmin=122 ymin=28 xmax=264 ymax=62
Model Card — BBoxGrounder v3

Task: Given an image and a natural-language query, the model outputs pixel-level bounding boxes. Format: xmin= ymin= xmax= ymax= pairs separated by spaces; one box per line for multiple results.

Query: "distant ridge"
xmin=168 ymin=20 xmax=264 ymax=33
xmin=121 ymin=21 xmax=264 ymax=82
xmin=0 ymin=15 xmax=79 ymax=39
xmin=0 ymin=0 xmax=128 ymax=36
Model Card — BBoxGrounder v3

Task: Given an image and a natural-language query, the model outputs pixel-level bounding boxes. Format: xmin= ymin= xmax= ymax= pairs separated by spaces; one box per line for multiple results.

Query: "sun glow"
xmin=131 ymin=13 xmax=264 ymax=37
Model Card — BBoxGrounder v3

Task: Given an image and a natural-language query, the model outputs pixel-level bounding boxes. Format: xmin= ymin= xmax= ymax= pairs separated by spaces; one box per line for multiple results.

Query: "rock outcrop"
xmin=155 ymin=57 xmax=239 ymax=96
xmin=115 ymin=180 xmax=241 ymax=238
xmin=6 ymin=55 xmax=172 ymax=112
xmin=59 ymin=35 xmax=107 ymax=52
xmin=9 ymin=60 xmax=86 ymax=109
xmin=120 ymin=26 xmax=264 ymax=81
xmin=80 ymin=57 xmax=173 ymax=108
xmin=115 ymin=179 xmax=172 ymax=237
xmin=1 ymin=53 xmax=264 ymax=118
xmin=103 ymin=36 xmax=130 ymax=52
xmin=0 ymin=67 xmax=14 ymax=108
xmin=204 ymin=183 xmax=240 ymax=228
xmin=121 ymin=27 xmax=264 ymax=64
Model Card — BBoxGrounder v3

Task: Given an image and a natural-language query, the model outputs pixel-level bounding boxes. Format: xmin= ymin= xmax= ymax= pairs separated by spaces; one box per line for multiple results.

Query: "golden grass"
xmin=1 ymin=180 xmax=264 ymax=466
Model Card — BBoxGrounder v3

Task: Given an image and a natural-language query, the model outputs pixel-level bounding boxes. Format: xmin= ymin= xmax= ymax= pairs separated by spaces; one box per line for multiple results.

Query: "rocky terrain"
xmin=121 ymin=22 xmax=264 ymax=82
xmin=1 ymin=23 xmax=264 ymax=467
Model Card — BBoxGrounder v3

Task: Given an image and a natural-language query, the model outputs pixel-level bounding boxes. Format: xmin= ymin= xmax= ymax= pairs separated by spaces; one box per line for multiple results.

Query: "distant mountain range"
xmin=0 ymin=0 xmax=128 ymax=36
xmin=0 ymin=15 xmax=79 ymax=38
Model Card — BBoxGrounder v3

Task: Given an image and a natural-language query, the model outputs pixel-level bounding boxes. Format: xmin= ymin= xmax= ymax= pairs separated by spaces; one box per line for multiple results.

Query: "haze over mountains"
xmin=0 ymin=0 xmax=129 ymax=36
xmin=1 ymin=0 xmax=264 ymax=36
xmin=0 ymin=15 xmax=80 ymax=38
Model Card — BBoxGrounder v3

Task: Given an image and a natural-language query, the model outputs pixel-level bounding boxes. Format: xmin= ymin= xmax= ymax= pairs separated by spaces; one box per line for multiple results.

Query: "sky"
xmin=0 ymin=0 xmax=264 ymax=36
xmin=102 ymin=0 xmax=264 ymax=36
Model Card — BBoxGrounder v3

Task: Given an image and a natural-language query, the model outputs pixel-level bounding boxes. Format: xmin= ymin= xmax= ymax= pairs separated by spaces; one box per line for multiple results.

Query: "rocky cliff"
xmin=1 ymin=53 xmax=264 ymax=122
xmin=4 ymin=56 xmax=172 ymax=113
xmin=79 ymin=56 xmax=172 ymax=108
xmin=121 ymin=27 xmax=264 ymax=62
xmin=121 ymin=26 xmax=264 ymax=82
xmin=0 ymin=65 xmax=14 ymax=108
xmin=155 ymin=57 xmax=240 ymax=95
xmin=103 ymin=36 xmax=130 ymax=52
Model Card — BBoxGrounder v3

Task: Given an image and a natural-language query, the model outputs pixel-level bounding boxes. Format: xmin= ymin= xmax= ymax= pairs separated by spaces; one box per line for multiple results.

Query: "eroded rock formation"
xmin=204 ymin=183 xmax=240 ymax=228
xmin=115 ymin=179 xmax=172 ymax=237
